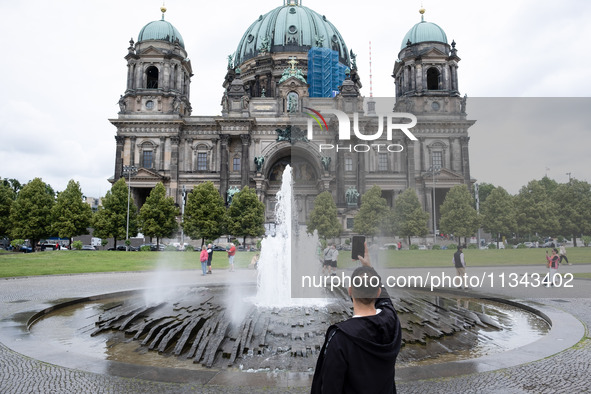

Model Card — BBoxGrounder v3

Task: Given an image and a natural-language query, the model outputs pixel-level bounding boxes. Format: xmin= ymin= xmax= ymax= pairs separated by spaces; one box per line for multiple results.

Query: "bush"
xmin=256 ymin=239 xmax=262 ymax=250
xmin=487 ymin=243 xmax=497 ymax=249
xmin=10 ymin=239 xmax=25 ymax=249
xmin=409 ymin=244 xmax=419 ymax=250
xmin=432 ymin=244 xmax=441 ymax=250
xmin=72 ymin=240 xmax=83 ymax=250
xmin=467 ymin=244 xmax=478 ymax=249
xmin=582 ymin=235 xmax=591 ymax=247
xmin=165 ymin=245 xmax=177 ymax=251
xmin=344 ymin=238 xmax=351 ymax=245
xmin=140 ymin=245 xmax=151 ymax=251
xmin=516 ymin=243 xmax=527 ymax=249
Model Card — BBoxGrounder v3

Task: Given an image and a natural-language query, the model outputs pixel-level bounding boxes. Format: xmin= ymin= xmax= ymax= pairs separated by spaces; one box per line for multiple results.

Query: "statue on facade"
xmin=350 ymin=49 xmax=357 ymax=70
xmin=275 ymin=125 xmax=308 ymax=143
xmin=172 ymin=96 xmax=180 ymax=113
xmin=221 ymin=91 xmax=229 ymax=111
xmin=314 ymin=34 xmax=325 ymax=47
xmin=241 ymin=94 xmax=250 ymax=110
xmin=118 ymin=95 xmax=126 ymax=113
xmin=227 ymin=54 xmax=234 ymax=70
xmin=227 ymin=186 xmax=240 ymax=205
xmin=287 ymin=94 xmax=298 ymax=113
xmin=321 ymin=156 xmax=331 ymax=172
xmin=261 ymin=88 xmax=266 ymax=97
xmin=460 ymin=94 xmax=467 ymax=114
xmin=345 ymin=187 xmax=360 ymax=205
xmin=254 ymin=156 xmax=265 ymax=173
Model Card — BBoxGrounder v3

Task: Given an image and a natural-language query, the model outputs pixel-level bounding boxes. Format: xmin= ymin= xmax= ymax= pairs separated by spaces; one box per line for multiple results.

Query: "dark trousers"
xmin=560 ymin=255 xmax=569 ymax=264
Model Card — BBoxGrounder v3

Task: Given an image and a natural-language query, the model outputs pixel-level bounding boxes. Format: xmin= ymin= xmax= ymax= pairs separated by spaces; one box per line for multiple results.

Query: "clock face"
xmin=431 ymin=101 xmax=440 ymax=111
xmin=146 ymin=100 xmax=154 ymax=109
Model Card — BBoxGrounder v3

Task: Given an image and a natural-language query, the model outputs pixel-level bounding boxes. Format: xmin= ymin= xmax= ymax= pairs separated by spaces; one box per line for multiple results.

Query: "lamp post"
xmin=428 ymin=165 xmax=441 ymax=245
xmin=475 ymin=183 xmax=481 ymax=248
xmin=122 ymin=165 xmax=137 ymax=251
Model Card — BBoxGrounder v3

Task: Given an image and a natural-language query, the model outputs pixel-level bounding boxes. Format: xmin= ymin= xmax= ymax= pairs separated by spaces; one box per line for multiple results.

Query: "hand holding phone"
xmin=351 ymin=236 xmax=365 ymax=261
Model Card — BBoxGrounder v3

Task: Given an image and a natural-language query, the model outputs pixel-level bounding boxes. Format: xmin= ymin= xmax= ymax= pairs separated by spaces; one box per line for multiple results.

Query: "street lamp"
xmin=122 ymin=165 xmax=137 ymax=251
xmin=428 ymin=165 xmax=441 ymax=244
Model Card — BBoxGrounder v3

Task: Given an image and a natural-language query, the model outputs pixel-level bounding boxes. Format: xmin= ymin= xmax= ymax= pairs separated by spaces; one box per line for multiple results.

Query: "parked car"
xmin=212 ymin=245 xmax=226 ymax=252
xmin=108 ymin=245 xmax=137 ymax=251
xmin=418 ymin=245 xmax=428 ymax=250
xmin=81 ymin=245 xmax=96 ymax=251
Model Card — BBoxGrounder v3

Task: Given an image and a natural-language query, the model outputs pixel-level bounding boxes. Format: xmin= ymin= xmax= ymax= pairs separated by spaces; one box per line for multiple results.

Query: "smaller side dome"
xmin=400 ymin=10 xmax=447 ymax=50
xmin=138 ymin=14 xmax=185 ymax=48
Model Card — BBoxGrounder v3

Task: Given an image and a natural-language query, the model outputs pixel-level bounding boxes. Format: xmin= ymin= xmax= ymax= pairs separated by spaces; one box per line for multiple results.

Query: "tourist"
xmin=207 ymin=243 xmax=213 ymax=274
xmin=546 ymin=248 xmax=560 ymax=287
xmin=311 ymin=242 xmax=402 ymax=393
xmin=199 ymin=247 xmax=208 ymax=276
xmin=249 ymin=253 xmax=260 ymax=269
xmin=453 ymin=245 xmax=468 ymax=289
xmin=227 ymin=243 xmax=236 ymax=272
xmin=322 ymin=244 xmax=332 ymax=275
xmin=328 ymin=244 xmax=339 ymax=276
xmin=559 ymin=244 xmax=571 ymax=265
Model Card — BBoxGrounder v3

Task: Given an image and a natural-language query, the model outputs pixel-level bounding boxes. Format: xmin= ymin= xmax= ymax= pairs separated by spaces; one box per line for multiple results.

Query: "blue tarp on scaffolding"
xmin=308 ymin=47 xmax=346 ymax=97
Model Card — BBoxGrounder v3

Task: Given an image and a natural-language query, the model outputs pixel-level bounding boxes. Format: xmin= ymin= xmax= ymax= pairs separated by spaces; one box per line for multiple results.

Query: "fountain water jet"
xmin=255 ymin=165 xmax=326 ymax=307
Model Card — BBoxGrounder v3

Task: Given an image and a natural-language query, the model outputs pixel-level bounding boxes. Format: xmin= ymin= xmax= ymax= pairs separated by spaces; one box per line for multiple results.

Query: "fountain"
xmin=24 ymin=165 xmax=551 ymax=374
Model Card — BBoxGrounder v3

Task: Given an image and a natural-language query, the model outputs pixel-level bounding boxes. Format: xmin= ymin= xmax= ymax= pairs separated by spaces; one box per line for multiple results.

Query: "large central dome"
xmin=234 ymin=1 xmax=350 ymax=66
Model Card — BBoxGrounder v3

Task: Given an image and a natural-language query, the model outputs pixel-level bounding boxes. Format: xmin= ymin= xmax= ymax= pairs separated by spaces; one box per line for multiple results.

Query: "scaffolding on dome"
xmin=307 ymin=47 xmax=346 ymax=98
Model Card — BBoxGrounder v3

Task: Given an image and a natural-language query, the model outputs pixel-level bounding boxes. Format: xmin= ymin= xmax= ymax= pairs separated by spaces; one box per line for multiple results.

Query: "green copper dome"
xmin=138 ymin=16 xmax=185 ymax=48
xmin=234 ymin=1 xmax=349 ymax=66
xmin=400 ymin=19 xmax=447 ymax=50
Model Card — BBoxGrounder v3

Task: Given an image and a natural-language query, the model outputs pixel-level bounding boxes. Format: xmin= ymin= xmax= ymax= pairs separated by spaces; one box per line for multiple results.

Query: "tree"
xmin=2 ymin=178 xmax=23 ymax=194
xmin=183 ymin=181 xmax=226 ymax=246
xmin=353 ymin=185 xmax=390 ymax=238
xmin=439 ymin=185 xmax=480 ymax=245
xmin=392 ymin=188 xmax=429 ymax=244
xmin=51 ymin=179 xmax=92 ymax=246
xmin=481 ymin=186 xmax=516 ymax=247
xmin=514 ymin=179 xmax=559 ymax=237
xmin=0 ymin=182 xmax=15 ymax=237
xmin=92 ymin=178 xmax=137 ymax=247
xmin=307 ymin=191 xmax=341 ymax=240
xmin=227 ymin=186 xmax=266 ymax=245
xmin=553 ymin=179 xmax=591 ymax=246
xmin=139 ymin=183 xmax=180 ymax=248
xmin=9 ymin=178 xmax=55 ymax=251
xmin=474 ymin=182 xmax=496 ymax=207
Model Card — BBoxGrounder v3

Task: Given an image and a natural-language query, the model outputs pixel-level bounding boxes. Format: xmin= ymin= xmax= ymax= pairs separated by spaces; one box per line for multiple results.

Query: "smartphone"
xmin=351 ymin=236 xmax=366 ymax=260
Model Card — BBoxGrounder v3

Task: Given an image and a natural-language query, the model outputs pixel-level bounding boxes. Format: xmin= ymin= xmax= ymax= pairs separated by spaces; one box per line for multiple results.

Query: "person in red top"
xmin=227 ymin=243 xmax=236 ymax=272
xmin=199 ymin=247 xmax=208 ymax=276
xmin=546 ymin=248 xmax=560 ymax=287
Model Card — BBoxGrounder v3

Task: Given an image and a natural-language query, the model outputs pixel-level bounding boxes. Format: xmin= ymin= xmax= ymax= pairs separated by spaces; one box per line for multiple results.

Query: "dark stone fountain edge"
xmin=8 ymin=285 xmax=585 ymax=387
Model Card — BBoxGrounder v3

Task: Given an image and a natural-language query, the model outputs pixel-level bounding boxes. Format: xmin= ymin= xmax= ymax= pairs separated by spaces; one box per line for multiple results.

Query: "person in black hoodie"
xmin=311 ymin=243 xmax=402 ymax=393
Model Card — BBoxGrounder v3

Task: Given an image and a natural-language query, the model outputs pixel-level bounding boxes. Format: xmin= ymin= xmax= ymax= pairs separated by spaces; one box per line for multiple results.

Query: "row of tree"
xmin=307 ymin=177 xmax=591 ymax=246
xmin=0 ymin=177 xmax=266 ymax=251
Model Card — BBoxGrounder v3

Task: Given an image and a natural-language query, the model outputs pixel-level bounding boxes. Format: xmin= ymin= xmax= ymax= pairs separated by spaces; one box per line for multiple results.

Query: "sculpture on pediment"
xmin=254 ymin=156 xmax=265 ymax=172
xmin=227 ymin=186 xmax=240 ymax=205
xmin=345 ymin=187 xmax=360 ymax=205
xmin=321 ymin=156 xmax=331 ymax=172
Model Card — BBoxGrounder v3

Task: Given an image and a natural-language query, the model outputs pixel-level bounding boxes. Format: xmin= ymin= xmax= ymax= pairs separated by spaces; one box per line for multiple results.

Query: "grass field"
xmin=0 ymin=248 xmax=590 ymax=278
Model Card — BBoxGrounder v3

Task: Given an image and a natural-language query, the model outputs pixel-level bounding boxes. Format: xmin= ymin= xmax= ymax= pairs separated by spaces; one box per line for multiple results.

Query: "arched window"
xmin=427 ymin=67 xmax=440 ymax=90
xmin=146 ymin=66 xmax=159 ymax=89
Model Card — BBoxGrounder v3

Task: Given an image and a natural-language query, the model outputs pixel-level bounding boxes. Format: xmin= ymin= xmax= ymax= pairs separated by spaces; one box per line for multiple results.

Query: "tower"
xmin=392 ymin=8 xmax=475 ymax=234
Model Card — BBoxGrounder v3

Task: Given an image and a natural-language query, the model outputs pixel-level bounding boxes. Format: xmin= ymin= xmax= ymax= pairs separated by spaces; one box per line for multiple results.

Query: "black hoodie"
xmin=311 ymin=286 xmax=402 ymax=394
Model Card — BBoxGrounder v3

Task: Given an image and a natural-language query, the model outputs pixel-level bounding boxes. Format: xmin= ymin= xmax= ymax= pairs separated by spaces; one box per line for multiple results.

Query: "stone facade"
xmin=110 ymin=7 xmax=475 ymax=235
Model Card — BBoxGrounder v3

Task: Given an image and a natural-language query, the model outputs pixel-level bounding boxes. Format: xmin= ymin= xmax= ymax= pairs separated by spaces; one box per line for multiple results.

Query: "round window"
xmin=288 ymin=25 xmax=297 ymax=34
xmin=289 ymin=7 xmax=296 ymax=14
xmin=146 ymin=100 xmax=154 ymax=109
xmin=247 ymin=34 xmax=254 ymax=43
xmin=431 ymin=101 xmax=440 ymax=111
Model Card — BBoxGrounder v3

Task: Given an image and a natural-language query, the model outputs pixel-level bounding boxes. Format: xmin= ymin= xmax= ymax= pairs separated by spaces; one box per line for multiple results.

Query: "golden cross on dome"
xmin=288 ymin=57 xmax=298 ymax=71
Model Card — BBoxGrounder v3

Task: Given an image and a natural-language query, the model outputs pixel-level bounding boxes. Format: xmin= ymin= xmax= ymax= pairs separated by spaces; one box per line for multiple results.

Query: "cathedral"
xmin=110 ymin=0 xmax=475 ymax=236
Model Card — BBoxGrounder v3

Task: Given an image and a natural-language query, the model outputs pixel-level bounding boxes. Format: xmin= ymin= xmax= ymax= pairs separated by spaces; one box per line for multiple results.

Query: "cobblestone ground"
xmin=0 ymin=273 xmax=589 ymax=393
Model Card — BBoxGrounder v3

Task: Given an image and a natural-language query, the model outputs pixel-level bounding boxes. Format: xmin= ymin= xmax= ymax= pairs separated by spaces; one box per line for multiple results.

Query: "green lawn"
xmin=1 ymin=248 xmax=590 ymax=278
xmin=0 ymin=250 xmax=257 ymax=278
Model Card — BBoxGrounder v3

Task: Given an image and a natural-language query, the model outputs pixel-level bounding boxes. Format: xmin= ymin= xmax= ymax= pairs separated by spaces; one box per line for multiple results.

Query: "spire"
xmin=161 ymin=2 xmax=167 ymax=20
xmin=369 ymin=41 xmax=373 ymax=98
xmin=419 ymin=5 xmax=425 ymax=22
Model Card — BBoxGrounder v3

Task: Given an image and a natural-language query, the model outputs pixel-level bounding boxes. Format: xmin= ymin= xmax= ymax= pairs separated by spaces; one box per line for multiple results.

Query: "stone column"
xmin=130 ymin=136 xmax=136 ymax=167
xmin=240 ymin=134 xmax=251 ymax=187
xmin=170 ymin=136 xmax=180 ymax=198
xmin=114 ymin=136 xmax=124 ymax=179
xmin=159 ymin=137 xmax=166 ymax=171
xmin=127 ymin=64 xmax=133 ymax=91
xmin=136 ymin=63 xmax=143 ymax=90
xmin=406 ymin=141 xmax=416 ymax=189
xmin=163 ymin=63 xmax=171 ymax=90
xmin=416 ymin=63 xmax=423 ymax=92
xmin=460 ymin=136 xmax=471 ymax=184
xmin=442 ymin=65 xmax=449 ymax=91
xmin=419 ymin=137 xmax=425 ymax=172
xmin=220 ymin=134 xmax=230 ymax=200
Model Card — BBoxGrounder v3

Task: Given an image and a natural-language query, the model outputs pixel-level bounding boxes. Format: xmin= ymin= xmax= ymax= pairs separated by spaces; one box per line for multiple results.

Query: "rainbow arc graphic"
xmin=304 ymin=107 xmax=328 ymax=131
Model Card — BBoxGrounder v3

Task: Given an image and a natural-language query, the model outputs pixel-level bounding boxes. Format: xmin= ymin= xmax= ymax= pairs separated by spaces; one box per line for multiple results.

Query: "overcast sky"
xmin=1 ymin=0 xmax=589 ymax=197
